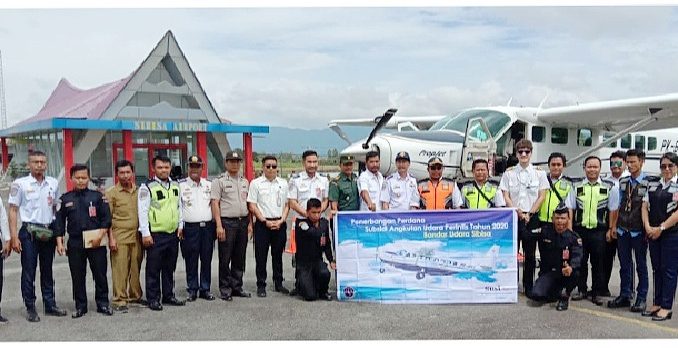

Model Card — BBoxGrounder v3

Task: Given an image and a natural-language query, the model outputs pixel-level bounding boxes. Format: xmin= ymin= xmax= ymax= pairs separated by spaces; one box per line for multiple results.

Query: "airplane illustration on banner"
xmin=377 ymin=245 xmax=502 ymax=282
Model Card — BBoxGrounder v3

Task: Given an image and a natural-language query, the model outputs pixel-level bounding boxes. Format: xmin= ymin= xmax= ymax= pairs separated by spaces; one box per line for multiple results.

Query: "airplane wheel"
xmin=379 ymin=268 xmax=385 ymax=273
xmin=416 ymin=272 xmax=425 ymax=280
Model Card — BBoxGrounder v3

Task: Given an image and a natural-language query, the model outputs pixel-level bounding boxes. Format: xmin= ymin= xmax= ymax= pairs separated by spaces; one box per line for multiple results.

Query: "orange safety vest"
xmin=417 ymin=178 xmax=455 ymax=210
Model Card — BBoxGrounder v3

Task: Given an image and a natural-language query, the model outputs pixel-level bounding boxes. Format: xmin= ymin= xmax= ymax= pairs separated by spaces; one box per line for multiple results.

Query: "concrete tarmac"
xmin=0 ymin=240 xmax=677 ymax=340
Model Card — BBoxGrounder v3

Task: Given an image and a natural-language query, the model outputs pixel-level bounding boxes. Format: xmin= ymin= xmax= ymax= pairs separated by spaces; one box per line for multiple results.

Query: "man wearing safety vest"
xmin=565 ymin=155 xmax=619 ymax=306
xmin=418 ymin=157 xmax=462 ymax=210
xmin=138 ymin=155 xmax=186 ymax=311
xmin=461 ymin=159 xmax=505 ymax=209
xmin=538 ymin=152 xmax=572 ymax=240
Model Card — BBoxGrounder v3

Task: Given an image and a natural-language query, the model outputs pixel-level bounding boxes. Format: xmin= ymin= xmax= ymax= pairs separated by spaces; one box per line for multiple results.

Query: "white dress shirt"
xmin=380 ymin=172 xmax=420 ymax=211
xmin=179 ymin=177 xmax=213 ymax=223
xmin=8 ymin=174 xmax=59 ymax=225
xmin=248 ymin=175 xmax=289 ymax=219
xmin=358 ymin=170 xmax=385 ymax=211
xmin=499 ymin=164 xmax=549 ymax=212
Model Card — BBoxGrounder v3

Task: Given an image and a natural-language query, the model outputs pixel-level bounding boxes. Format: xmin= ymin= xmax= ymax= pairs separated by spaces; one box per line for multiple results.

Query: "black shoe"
xmin=187 ymin=293 xmax=198 ymax=302
xmin=323 ymin=293 xmax=332 ymax=301
xmin=289 ymin=288 xmax=298 ymax=296
xmin=642 ymin=307 xmax=661 ymax=317
xmin=26 ymin=308 xmax=40 ymax=322
xmin=199 ymin=292 xmax=215 ymax=301
xmin=274 ymin=284 xmax=290 ymax=294
xmin=162 ymin=297 xmax=186 ymax=306
xmin=607 ymin=296 xmax=631 ymax=308
xmin=71 ymin=309 xmax=87 ymax=319
xmin=556 ymin=298 xmax=569 ymax=311
xmin=591 ymin=296 xmax=604 ymax=306
xmin=257 ymin=288 xmax=267 ymax=298
xmin=571 ymin=290 xmax=586 ymax=301
xmin=45 ymin=306 xmax=67 ymax=317
xmin=148 ymin=301 xmax=163 ymax=311
xmin=652 ymin=311 xmax=673 ymax=321
xmin=220 ymin=294 xmax=233 ymax=301
xmin=0 ymin=313 xmax=7 ymax=323
xmin=232 ymin=291 xmax=251 ymax=298
xmin=112 ymin=304 xmax=128 ymax=313
xmin=630 ymin=299 xmax=647 ymax=313
xmin=97 ymin=306 xmax=113 ymax=316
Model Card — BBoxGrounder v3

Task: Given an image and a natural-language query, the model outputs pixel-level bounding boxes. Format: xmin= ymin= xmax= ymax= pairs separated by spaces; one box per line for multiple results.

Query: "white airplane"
xmin=377 ymin=245 xmax=501 ymax=282
xmin=330 ymin=94 xmax=678 ymax=180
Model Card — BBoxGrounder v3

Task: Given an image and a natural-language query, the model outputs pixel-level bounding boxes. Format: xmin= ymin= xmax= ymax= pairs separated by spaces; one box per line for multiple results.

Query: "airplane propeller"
xmin=362 ymin=108 xmax=398 ymax=150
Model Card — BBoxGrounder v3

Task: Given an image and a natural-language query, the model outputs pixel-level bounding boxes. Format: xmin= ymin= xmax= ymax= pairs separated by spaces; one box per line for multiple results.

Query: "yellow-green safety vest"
xmin=573 ymin=179 xmax=612 ymax=230
xmin=539 ymin=177 xmax=572 ymax=223
xmin=461 ymin=181 xmax=498 ymax=209
xmin=147 ymin=180 xmax=180 ymax=233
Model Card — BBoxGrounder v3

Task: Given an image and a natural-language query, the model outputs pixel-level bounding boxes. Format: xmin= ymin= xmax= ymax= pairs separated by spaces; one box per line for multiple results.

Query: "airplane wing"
xmin=328 ymin=115 xmax=446 ymax=130
xmin=536 ymin=93 xmax=678 ymax=132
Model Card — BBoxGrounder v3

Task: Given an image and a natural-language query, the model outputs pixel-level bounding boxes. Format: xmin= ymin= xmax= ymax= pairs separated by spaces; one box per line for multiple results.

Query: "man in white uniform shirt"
xmin=381 ymin=152 xmax=419 ymax=211
xmin=248 ymin=155 xmax=290 ymax=297
xmin=178 ymin=155 xmax=216 ymax=302
xmin=359 ymin=151 xmax=385 ymax=212
xmin=499 ymin=139 xmax=549 ymax=297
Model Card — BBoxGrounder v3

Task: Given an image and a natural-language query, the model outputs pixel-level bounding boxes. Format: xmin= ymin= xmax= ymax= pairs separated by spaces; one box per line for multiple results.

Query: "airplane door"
xmin=461 ymin=117 xmax=497 ymax=178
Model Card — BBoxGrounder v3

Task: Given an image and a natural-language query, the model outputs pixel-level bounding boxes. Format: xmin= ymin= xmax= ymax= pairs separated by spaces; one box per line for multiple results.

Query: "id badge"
xmin=562 ymin=249 xmax=569 ymax=260
xmin=89 ymin=202 xmax=97 ymax=218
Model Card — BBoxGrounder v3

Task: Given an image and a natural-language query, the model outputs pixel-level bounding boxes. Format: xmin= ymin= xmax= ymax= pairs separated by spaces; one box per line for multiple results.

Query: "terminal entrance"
xmin=113 ymin=143 xmax=188 ymax=183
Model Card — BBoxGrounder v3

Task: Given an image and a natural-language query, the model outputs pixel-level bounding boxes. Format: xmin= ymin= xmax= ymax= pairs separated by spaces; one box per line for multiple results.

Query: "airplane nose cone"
xmin=340 ymin=139 xmax=370 ymax=158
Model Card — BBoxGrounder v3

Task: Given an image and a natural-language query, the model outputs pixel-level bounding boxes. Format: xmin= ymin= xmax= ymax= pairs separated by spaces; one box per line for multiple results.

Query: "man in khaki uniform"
xmin=105 ymin=160 xmax=144 ymax=312
xmin=211 ymin=151 xmax=252 ymax=301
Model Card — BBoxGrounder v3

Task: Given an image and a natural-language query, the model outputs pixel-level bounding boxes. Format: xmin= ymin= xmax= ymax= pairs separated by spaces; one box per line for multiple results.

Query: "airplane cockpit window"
xmin=429 ymin=109 xmax=511 ymax=138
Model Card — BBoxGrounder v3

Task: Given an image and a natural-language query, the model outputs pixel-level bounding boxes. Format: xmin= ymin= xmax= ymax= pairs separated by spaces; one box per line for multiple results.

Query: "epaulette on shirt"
xmin=505 ymin=166 xmax=516 ymax=172
xmin=290 ymin=173 xmax=300 ymax=179
xmin=601 ymin=178 xmax=615 ymax=186
xmin=178 ymin=178 xmax=187 ymax=183
xmin=569 ymin=177 xmax=585 ymax=184
xmin=645 ymin=175 xmax=661 ymax=182
xmin=487 ymin=178 xmax=500 ymax=186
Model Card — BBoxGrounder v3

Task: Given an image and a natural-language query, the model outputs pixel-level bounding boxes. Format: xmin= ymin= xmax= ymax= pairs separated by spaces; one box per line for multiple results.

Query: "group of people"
xmin=0 ymin=140 xmax=677 ymax=323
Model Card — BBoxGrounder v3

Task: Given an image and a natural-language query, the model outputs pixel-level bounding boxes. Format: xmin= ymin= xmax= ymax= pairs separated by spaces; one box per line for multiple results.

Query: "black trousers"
xmin=218 ymin=217 xmax=248 ymax=297
xmin=180 ymin=221 xmax=215 ymax=295
xmin=254 ymin=220 xmax=287 ymax=289
xmin=18 ymin=226 xmax=57 ymax=309
xmin=576 ymin=227 xmax=606 ymax=296
xmin=297 ymin=260 xmax=330 ymax=301
xmin=519 ymin=216 xmax=542 ymax=295
xmin=602 ymin=237 xmax=618 ymax=294
xmin=145 ymin=232 xmax=179 ymax=302
xmin=67 ymin=243 xmax=109 ymax=311
xmin=532 ymin=269 xmax=579 ymax=301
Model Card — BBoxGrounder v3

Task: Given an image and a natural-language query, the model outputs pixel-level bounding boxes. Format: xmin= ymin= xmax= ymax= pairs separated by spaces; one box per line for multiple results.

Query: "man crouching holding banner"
xmin=294 ymin=198 xmax=336 ymax=301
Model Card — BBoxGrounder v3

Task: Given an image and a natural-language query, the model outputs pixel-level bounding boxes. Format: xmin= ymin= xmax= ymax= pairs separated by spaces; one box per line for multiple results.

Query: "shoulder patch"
xmin=138 ymin=186 xmax=150 ymax=199
xmin=577 ymin=238 xmax=582 ymax=246
xmin=10 ymin=183 xmax=19 ymax=197
xmin=299 ymin=221 xmax=309 ymax=231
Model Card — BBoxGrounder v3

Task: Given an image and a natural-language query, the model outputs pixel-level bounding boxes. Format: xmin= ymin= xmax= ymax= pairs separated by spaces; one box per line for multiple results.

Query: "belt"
xmin=222 ymin=216 xmax=248 ymax=220
xmin=265 ymin=217 xmax=282 ymax=221
xmin=184 ymin=221 xmax=214 ymax=227
xmin=22 ymin=222 xmax=51 ymax=229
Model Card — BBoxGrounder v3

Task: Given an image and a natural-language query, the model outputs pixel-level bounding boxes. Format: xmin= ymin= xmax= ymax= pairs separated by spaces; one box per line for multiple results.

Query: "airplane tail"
xmin=482 ymin=245 xmax=500 ymax=268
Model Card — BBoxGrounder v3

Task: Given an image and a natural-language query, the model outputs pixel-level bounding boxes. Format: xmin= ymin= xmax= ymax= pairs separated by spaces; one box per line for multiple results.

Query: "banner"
xmin=335 ymin=209 xmax=517 ymax=304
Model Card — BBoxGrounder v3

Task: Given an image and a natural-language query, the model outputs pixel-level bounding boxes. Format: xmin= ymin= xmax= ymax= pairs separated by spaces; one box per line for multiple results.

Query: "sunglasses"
xmin=517 ymin=149 xmax=531 ymax=155
xmin=265 ymin=165 xmax=278 ymax=169
xmin=429 ymin=165 xmax=443 ymax=170
xmin=661 ymin=163 xmax=676 ymax=170
xmin=610 ymin=160 xmax=623 ymax=168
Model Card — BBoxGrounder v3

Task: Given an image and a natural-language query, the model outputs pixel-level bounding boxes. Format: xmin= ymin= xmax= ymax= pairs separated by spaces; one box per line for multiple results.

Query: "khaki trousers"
xmin=110 ymin=241 xmax=144 ymax=306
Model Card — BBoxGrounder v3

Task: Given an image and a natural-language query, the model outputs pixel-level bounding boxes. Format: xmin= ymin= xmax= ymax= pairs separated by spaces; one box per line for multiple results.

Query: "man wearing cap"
xmin=358 ymin=151 xmax=385 ymax=212
xmin=211 ymin=150 xmax=252 ymax=301
xmin=178 ymin=155 xmax=216 ymax=302
xmin=381 ymin=152 xmax=420 ymax=211
xmin=328 ymin=155 xmax=360 ymax=220
xmin=417 ymin=157 xmax=462 ymax=210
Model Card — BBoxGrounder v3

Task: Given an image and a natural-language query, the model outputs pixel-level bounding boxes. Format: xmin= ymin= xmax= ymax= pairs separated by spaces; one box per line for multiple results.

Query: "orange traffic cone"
xmin=285 ymin=216 xmax=297 ymax=254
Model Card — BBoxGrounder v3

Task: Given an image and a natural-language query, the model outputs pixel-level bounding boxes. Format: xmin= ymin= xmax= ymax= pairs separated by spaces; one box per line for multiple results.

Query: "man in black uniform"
xmin=531 ymin=204 xmax=583 ymax=311
xmin=55 ymin=164 xmax=113 ymax=318
xmin=294 ymin=198 xmax=336 ymax=301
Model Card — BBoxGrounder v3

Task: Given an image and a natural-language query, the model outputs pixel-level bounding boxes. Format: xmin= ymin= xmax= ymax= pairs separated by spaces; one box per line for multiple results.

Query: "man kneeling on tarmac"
xmin=530 ymin=204 xmax=583 ymax=311
xmin=294 ymin=198 xmax=336 ymax=301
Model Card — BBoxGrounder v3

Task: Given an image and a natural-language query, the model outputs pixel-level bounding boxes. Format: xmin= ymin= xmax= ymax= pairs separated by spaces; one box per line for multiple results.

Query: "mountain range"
xmin=228 ymin=126 xmax=370 ymax=154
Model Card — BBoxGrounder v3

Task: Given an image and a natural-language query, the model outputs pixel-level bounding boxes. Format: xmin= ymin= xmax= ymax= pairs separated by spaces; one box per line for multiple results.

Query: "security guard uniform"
xmin=8 ymin=174 xmax=61 ymax=314
xmin=138 ymin=176 xmax=183 ymax=306
xmin=644 ymin=175 xmax=678 ymax=313
xmin=613 ymin=173 xmax=649 ymax=308
xmin=418 ymin=178 xmax=462 ymax=210
xmin=55 ymin=188 xmax=112 ymax=315
xmin=531 ymin=224 xmax=583 ymax=310
xmin=0 ymin=197 xmax=10 ymax=322
xmin=381 ymin=171 xmax=419 ymax=211
xmin=295 ymin=217 xmax=334 ymax=301
xmin=211 ymin=151 xmax=250 ymax=299
xmin=179 ymin=156 xmax=215 ymax=300
xmin=461 ymin=179 xmax=505 ymax=209
xmin=566 ymin=177 xmax=619 ymax=302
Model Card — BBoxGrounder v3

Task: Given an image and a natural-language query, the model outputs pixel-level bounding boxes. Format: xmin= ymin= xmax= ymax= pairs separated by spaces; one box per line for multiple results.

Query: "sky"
xmin=1 ymin=6 xmax=678 ymax=130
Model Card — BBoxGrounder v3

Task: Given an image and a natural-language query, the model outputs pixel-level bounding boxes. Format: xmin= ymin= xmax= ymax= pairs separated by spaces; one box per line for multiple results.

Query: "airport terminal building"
xmin=0 ymin=31 xmax=267 ymax=191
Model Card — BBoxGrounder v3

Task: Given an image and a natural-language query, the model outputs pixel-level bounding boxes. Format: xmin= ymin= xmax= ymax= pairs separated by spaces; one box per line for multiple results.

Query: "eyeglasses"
xmin=265 ymin=165 xmax=278 ymax=169
xmin=661 ymin=163 xmax=676 ymax=170
xmin=610 ymin=160 xmax=623 ymax=168
xmin=429 ymin=165 xmax=443 ymax=170
xmin=517 ymin=149 xmax=531 ymax=155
